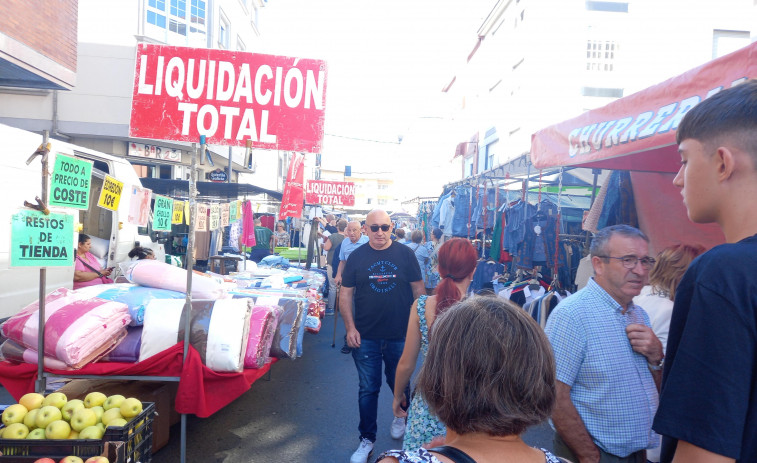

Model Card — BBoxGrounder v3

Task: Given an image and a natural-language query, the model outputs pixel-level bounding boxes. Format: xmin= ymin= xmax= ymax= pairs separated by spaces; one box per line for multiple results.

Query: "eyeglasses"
xmin=368 ymin=224 xmax=391 ymax=232
xmin=597 ymin=255 xmax=656 ymax=269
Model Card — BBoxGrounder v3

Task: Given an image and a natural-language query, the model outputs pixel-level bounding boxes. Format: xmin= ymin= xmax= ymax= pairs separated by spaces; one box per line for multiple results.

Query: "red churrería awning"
xmin=530 ymin=41 xmax=757 ymax=173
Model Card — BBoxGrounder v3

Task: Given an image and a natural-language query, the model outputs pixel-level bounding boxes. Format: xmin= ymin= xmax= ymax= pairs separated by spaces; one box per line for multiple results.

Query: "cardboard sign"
xmin=221 ymin=203 xmax=230 ymax=227
xmin=129 ymin=44 xmax=327 ymax=153
xmin=229 ymin=200 xmax=238 ymax=222
xmin=279 ymin=152 xmax=305 ymax=220
xmin=153 ymin=195 xmax=174 ymax=231
xmin=209 ymin=204 xmax=220 ymax=231
xmin=97 ymin=175 xmax=124 ymax=211
xmin=196 ymin=203 xmax=208 ymax=231
xmin=50 ymin=154 xmax=92 ymax=209
xmin=305 ymin=180 xmax=355 ymax=206
xmin=127 ymin=186 xmax=152 ymax=226
xmin=172 ymin=200 xmax=184 ymax=224
xmin=10 ymin=210 xmax=74 ymax=267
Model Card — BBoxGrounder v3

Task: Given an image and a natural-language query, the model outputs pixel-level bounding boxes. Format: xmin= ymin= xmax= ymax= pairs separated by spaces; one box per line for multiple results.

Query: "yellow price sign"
xmin=172 ymin=200 xmax=184 ymax=224
xmin=97 ymin=175 xmax=124 ymax=211
xmin=184 ymin=201 xmax=190 ymax=225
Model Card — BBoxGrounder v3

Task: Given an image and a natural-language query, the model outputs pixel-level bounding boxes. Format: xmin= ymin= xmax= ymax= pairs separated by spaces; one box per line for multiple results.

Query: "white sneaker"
xmin=390 ymin=416 xmax=406 ymax=439
xmin=350 ymin=438 xmax=374 ymax=463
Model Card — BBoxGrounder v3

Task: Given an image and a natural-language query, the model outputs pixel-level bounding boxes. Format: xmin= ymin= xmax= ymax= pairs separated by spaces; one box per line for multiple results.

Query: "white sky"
xmin=260 ymin=0 xmax=495 ymax=178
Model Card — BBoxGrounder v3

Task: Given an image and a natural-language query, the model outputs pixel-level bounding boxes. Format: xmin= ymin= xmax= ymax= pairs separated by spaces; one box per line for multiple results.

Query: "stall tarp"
xmin=531 ymin=42 xmax=757 ymax=172
xmin=631 ymin=172 xmax=724 ymax=253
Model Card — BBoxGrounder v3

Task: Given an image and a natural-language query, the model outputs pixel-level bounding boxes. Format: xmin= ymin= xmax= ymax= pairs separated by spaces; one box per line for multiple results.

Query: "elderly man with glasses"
xmin=546 ymin=224 xmax=664 ymax=463
xmin=339 ymin=209 xmax=425 ymax=463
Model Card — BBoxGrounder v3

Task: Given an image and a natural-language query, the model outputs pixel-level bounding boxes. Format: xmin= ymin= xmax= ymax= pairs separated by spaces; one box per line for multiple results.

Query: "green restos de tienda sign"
xmin=153 ymin=195 xmax=174 ymax=231
xmin=11 ymin=210 xmax=74 ymax=267
xmin=50 ymin=154 xmax=93 ymax=209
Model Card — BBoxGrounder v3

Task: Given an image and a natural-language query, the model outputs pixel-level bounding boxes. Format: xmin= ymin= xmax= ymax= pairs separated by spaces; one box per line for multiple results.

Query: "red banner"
xmin=129 ymin=44 xmax=327 ymax=154
xmin=279 ymin=153 xmax=305 ymax=220
xmin=531 ymin=42 xmax=757 ymax=173
xmin=305 ymin=180 xmax=355 ymax=206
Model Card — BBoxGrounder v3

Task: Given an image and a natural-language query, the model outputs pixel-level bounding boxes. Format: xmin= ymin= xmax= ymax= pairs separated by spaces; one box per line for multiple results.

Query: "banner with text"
xmin=11 ymin=210 xmax=74 ymax=267
xmin=129 ymin=44 xmax=327 ymax=153
xmin=278 ymin=152 xmax=305 ymax=220
xmin=305 ymin=180 xmax=355 ymax=206
xmin=153 ymin=195 xmax=174 ymax=231
xmin=97 ymin=175 xmax=124 ymax=211
xmin=50 ymin=154 xmax=92 ymax=209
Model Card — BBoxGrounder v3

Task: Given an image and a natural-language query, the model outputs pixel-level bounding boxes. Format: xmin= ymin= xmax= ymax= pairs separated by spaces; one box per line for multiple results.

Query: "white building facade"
xmin=444 ymin=0 xmax=754 ymax=178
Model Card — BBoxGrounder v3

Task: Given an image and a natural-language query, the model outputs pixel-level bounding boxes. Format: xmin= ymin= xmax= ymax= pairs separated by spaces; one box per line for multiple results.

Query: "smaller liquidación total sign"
xmin=305 ymin=180 xmax=355 ymax=206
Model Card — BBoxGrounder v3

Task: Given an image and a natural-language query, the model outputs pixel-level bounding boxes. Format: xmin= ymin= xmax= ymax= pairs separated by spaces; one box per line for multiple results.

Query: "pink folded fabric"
xmin=0 ymin=288 xmax=131 ymax=368
xmin=244 ymin=305 xmax=281 ymax=369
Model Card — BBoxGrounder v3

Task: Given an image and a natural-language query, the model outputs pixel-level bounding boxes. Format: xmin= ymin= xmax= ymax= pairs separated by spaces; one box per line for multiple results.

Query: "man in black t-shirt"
xmin=340 ymin=209 xmax=424 ymax=463
xmin=652 ymin=80 xmax=757 ymax=463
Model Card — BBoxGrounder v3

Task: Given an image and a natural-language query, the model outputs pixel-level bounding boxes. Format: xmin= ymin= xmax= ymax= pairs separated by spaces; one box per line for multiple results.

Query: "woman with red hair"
xmin=392 ymin=238 xmax=478 ymax=450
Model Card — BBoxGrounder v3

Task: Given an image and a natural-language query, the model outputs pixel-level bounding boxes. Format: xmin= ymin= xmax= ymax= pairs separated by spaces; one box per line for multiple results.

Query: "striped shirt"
xmin=545 ymin=278 xmax=659 ymax=457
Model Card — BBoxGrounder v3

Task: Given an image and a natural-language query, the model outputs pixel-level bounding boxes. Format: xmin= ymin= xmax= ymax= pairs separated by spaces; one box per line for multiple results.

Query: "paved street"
xmin=157 ymin=312 xmax=556 ymax=462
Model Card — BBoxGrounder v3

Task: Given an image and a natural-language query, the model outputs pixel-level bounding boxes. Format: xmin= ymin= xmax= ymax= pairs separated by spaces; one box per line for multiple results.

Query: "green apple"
xmin=78 ymin=425 xmax=104 ymax=440
xmin=26 ymin=427 xmax=46 ymax=439
xmin=96 ymin=423 xmax=105 ymax=434
xmin=35 ymin=405 xmax=62 ymax=429
xmin=41 ymin=392 xmax=67 ymax=409
xmin=89 ymin=406 xmax=104 ymax=422
xmin=100 ymin=407 xmax=122 ymax=426
xmin=70 ymin=408 xmax=97 ymax=432
xmin=59 ymin=457 xmax=84 ymax=463
xmin=19 ymin=392 xmax=45 ymax=411
xmin=2 ymin=403 xmax=29 ymax=426
xmin=83 ymin=392 xmax=107 ymax=408
xmin=105 ymin=418 xmax=127 ymax=428
xmin=119 ymin=398 xmax=142 ymax=419
xmin=44 ymin=419 xmax=70 ymax=439
xmin=67 ymin=429 xmax=79 ymax=439
xmin=23 ymin=409 xmax=39 ymax=429
xmin=102 ymin=394 xmax=125 ymax=411
xmin=61 ymin=400 xmax=85 ymax=421
xmin=3 ymin=422 xmax=29 ymax=439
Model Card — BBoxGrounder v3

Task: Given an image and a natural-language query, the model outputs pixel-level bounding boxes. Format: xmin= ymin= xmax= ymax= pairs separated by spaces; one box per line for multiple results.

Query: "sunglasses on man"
xmin=368 ymin=224 xmax=391 ymax=232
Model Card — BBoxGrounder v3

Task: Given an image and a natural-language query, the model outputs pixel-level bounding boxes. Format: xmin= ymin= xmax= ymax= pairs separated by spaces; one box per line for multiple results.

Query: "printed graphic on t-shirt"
xmin=368 ymin=260 xmax=399 ymax=293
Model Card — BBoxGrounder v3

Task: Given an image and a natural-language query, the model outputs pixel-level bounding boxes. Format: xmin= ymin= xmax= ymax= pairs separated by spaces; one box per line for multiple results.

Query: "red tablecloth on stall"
xmin=0 ymin=342 xmax=276 ymax=418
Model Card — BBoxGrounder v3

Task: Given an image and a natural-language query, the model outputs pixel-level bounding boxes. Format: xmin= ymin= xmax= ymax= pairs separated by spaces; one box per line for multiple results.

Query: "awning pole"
xmin=34 ymin=131 xmax=50 ymax=393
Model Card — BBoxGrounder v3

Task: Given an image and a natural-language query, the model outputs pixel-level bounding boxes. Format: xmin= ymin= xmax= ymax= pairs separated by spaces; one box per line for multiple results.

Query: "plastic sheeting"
xmin=140 ymin=299 xmax=251 ymax=372
xmin=120 ymin=259 xmax=227 ymax=300
xmin=244 ymin=306 xmax=281 ymax=369
xmin=0 ymin=288 xmax=130 ymax=368
xmin=74 ymin=283 xmax=186 ymax=326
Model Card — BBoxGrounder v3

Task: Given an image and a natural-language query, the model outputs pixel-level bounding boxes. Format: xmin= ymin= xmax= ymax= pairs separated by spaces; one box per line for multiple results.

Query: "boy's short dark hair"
xmin=416 ymin=296 xmax=556 ymax=436
xmin=677 ymin=80 xmax=757 ymax=161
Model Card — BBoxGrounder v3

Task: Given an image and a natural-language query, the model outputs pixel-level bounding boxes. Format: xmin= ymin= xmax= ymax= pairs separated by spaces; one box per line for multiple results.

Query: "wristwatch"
xmin=648 ymin=357 xmax=665 ymax=371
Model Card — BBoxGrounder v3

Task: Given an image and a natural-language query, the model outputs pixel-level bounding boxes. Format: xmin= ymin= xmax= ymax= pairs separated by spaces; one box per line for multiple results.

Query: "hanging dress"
xmin=403 ymin=295 xmax=447 ymax=450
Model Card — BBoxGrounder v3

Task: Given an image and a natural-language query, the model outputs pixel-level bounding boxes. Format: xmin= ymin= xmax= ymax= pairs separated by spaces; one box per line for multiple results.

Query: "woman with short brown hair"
xmin=379 ymin=296 xmax=561 ymax=463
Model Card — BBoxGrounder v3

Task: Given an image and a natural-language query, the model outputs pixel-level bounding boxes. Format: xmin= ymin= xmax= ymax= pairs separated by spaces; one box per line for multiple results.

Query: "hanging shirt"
xmin=241 ymin=201 xmax=256 ymax=247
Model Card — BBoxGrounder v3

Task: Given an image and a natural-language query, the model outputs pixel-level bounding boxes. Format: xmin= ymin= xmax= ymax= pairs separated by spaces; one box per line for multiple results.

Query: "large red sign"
xmin=531 ymin=42 xmax=757 ymax=173
xmin=305 ymin=180 xmax=355 ymax=206
xmin=279 ymin=153 xmax=305 ymax=220
xmin=129 ymin=44 xmax=327 ymax=154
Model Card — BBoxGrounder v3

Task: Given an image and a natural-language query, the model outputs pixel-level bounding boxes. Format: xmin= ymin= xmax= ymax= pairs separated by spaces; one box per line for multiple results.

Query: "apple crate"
xmin=0 ymin=402 xmax=155 ymax=463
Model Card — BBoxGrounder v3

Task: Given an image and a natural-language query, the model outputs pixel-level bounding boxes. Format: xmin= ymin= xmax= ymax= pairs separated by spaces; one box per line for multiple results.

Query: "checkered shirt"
xmin=545 ymin=278 xmax=660 ymax=457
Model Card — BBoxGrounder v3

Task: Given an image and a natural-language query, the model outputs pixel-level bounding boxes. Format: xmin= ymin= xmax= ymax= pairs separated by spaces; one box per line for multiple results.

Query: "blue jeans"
xmin=351 ymin=338 xmax=409 ymax=442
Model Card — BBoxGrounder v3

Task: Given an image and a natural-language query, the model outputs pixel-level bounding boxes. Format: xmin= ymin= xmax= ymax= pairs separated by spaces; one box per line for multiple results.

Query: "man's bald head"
xmin=365 ymin=209 xmax=393 ymax=250
xmin=346 ymin=221 xmax=362 ymax=243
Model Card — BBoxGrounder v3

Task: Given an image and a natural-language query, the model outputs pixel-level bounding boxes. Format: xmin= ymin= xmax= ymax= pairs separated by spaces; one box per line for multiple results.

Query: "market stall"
xmin=530 ymin=42 xmax=757 ymax=251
